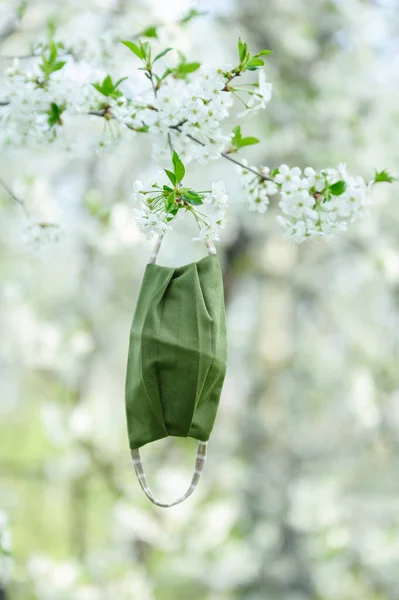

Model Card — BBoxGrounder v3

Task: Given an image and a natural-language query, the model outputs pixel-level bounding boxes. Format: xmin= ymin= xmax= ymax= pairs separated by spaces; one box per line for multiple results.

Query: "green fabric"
xmin=125 ymin=254 xmax=227 ymax=449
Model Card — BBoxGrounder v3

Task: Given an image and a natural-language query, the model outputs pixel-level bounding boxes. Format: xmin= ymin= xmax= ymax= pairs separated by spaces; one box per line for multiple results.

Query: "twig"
xmin=170 ymin=125 xmax=273 ymax=182
xmin=192 ymin=211 xmax=216 ymax=256
xmin=0 ymin=176 xmax=29 ymax=216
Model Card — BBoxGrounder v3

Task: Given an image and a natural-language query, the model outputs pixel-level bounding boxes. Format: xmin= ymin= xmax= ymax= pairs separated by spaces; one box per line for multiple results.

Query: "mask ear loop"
xmin=131 ymin=442 xmax=208 ymax=508
xmin=131 ymin=224 xmax=216 ymax=507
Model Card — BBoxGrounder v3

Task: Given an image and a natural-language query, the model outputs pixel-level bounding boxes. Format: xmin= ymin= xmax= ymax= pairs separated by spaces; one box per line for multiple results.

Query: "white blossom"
xmin=237 ymin=70 xmax=272 ymax=118
xmin=133 ymin=203 xmax=173 ymax=240
xmin=238 ymin=162 xmax=278 ymax=213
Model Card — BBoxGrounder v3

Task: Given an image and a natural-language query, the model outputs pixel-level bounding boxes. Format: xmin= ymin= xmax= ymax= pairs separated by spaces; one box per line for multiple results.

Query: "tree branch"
xmin=169 ymin=124 xmax=274 ymax=182
xmin=0 ymin=176 xmax=29 ymax=216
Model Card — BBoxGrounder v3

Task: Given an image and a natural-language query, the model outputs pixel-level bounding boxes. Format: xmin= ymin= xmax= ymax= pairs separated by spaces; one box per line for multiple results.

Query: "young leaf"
xmin=246 ymin=57 xmax=264 ymax=69
xmin=180 ymin=8 xmax=208 ymax=25
xmin=164 ymin=169 xmax=176 ymax=186
xmin=240 ymin=136 xmax=260 ymax=147
xmin=121 ymin=40 xmax=143 ymax=59
xmin=114 ymin=76 xmax=128 ymax=88
xmin=47 ymin=102 xmax=64 ymax=127
xmin=238 ymin=37 xmax=248 ymax=63
xmin=231 ymin=125 xmax=242 ymax=148
xmin=51 ymin=60 xmax=66 ymax=73
xmin=140 ymin=26 xmax=158 ymax=38
xmin=172 ymin=152 xmax=185 ymax=183
xmin=253 ymin=49 xmax=273 ymax=57
xmin=182 ymin=190 xmax=203 ymax=205
xmin=48 ymin=40 xmax=58 ymax=63
xmin=374 ymin=169 xmax=396 ymax=184
xmin=154 ymin=47 xmax=173 ymax=62
xmin=139 ymin=40 xmax=151 ymax=62
xmin=231 ymin=126 xmax=259 ymax=149
xmin=166 ymin=191 xmax=176 ymax=210
xmin=102 ymin=75 xmax=114 ymax=95
xmin=330 ymin=180 xmax=347 ymax=196
xmin=177 ymin=62 xmax=201 ymax=74
xmin=92 ymin=83 xmax=103 ymax=94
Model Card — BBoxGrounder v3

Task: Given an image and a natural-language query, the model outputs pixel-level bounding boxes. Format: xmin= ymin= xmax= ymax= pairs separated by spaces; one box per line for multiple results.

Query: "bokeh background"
xmin=1 ymin=0 xmax=399 ymax=598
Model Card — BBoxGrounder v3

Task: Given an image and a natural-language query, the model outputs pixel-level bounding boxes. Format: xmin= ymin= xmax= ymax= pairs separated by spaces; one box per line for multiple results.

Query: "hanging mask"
xmin=125 ymin=241 xmax=227 ymax=507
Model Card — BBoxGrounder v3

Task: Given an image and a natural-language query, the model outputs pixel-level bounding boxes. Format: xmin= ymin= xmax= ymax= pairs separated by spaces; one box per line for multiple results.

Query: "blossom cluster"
xmin=1 ymin=57 xmax=99 ymax=148
xmin=131 ymin=177 xmax=175 ymax=240
xmin=0 ymin=31 xmax=394 ymax=247
xmin=0 ymin=37 xmax=272 ymax=161
xmin=239 ymin=163 xmax=278 ymax=213
xmin=239 ymin=162 xmax=376 ymax=242
xmin=131 ymin=153 xmax=228 ymax=242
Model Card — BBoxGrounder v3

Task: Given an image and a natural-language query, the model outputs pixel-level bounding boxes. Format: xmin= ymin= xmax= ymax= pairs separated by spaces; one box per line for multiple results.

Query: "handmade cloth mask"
xmin=125 ymin=241 xmax=227 ymax=507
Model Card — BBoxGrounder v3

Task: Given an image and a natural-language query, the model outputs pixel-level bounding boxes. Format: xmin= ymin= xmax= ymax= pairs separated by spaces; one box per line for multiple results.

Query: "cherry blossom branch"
xmin=169 ymin=123 xmax=273 ymax=182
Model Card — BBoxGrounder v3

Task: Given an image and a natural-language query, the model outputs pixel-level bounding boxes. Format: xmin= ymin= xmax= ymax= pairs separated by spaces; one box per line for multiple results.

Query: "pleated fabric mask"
xmin=125 ymin=240 xmax=227 ymax=507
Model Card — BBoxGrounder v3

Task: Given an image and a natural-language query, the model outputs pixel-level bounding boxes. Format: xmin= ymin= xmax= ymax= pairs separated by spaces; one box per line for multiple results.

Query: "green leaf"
xmin=240 ymin=136 xmax=260 ymax=147
xmin=139 ymin=41 xmax=151 ymax=61
xmin=246 ymin=57 xmax=264 ymax=69
xmin=272 ymin=168 xmax=280 ymax=177
xmin=163 ymin=185 xmax=173 ymax=192
xmin=47 ymin=102 xmax=64 ymax=127
xmin=92 ymin=83 xmax=104 ymax=94
xmin=330 ymin=180 xmax=347 ymax=196
xmin=161 ymin=67 xmax=174 ymax=80
xmin=52 ymin=60 xmax=66 ymax=72
xmin=374 ymin=169 xmax=396 ymax=184
xmin=182 ymin=190 xmax=203 ymax=205
xmin=231 ymin=126 xmax=259 ymax=149
xmin=48 ymin=40 xmax=58 ymax=62
xmin=166 ymin=191 xmax=176 ymax=210
xmin=177 ymin=61 xmax=201 ymax=74
xmin=164 ymin=169 xmax=176 ymax=186
xmin=154 ymin=47 xmax=173 ymax=62
xmin=140 ymin=26 xmax=158 ymax=38
xmin=121 ymin=40 xmax=143 ymax=59
xmin=102 ymin=75 xmax=114 ymax=95
xmin=180 ymin=8 xmax=208 ymax=25
xmin=238 ymin=37 xmax=248 ymax=63
xmin=172 ymin=151 xmax=185 ymax=183
xmin=92 ymin=75 xmax=127 ymax=98
xmin=114 ymin=76 xmax=128 ymax=88
xmin=253 ymin=49 xmax=273 ymax=57
xmin=231 ymin=125 xmax=242 ymax=148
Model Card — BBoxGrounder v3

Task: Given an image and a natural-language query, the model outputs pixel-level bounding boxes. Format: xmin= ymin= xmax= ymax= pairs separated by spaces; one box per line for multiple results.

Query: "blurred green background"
xmin=1 ymin=0 xmax=399 ymax=598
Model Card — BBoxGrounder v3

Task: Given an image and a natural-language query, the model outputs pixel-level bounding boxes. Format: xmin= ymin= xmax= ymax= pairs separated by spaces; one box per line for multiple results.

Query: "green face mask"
xmin=125 ymin=247 xmax=227 ymax=507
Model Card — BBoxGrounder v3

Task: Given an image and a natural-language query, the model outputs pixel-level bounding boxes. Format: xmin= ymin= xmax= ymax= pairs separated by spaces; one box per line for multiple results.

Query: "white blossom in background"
xmin=27 ymin=554 xmax=154 ymax=600
xmin=23 ymin=221 xmax=61 ymax=253
xmin=0 ymin=511 xmax=13 ymax=583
